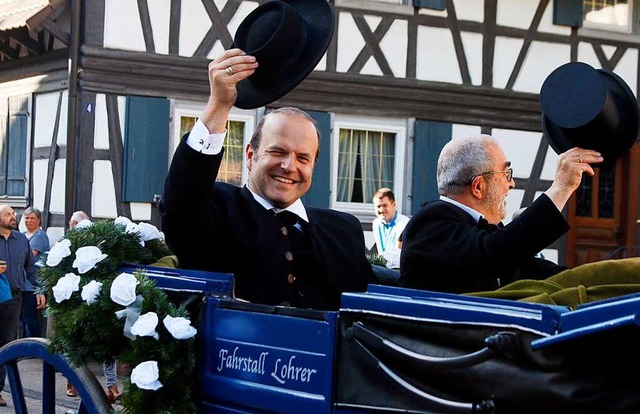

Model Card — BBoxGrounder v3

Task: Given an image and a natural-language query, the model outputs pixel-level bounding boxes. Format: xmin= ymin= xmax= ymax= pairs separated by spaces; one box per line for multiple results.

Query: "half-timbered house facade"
xmin=0 ymin=0 xmax=638 ymax=267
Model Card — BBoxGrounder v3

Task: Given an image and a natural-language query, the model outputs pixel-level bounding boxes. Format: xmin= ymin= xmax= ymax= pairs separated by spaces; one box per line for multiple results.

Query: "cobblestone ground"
xmin=0 ymin=359 xmax=122 ymax=413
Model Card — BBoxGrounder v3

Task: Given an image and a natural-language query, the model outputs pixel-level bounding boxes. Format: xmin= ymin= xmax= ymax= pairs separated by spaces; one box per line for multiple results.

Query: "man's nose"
xmin=281 ymin=154 xmax=295 ymax=171
xmin=509 ymin=178 xmax=516 ymax=189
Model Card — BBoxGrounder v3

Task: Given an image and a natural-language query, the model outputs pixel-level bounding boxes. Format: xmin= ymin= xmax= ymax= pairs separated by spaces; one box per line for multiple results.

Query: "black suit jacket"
xmin=160 ymin=139 xmax=373 ymax=310
xmin=400 ymin=195 xmax=569 ymax=294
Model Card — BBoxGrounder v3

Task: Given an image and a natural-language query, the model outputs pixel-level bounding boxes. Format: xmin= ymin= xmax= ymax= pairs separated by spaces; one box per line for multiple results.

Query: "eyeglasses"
xmin=469 ymin=168 xmax=513 ymax=184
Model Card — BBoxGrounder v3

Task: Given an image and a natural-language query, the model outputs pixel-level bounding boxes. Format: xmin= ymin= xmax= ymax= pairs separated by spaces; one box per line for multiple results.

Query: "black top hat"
xmin=232 ymin=0 xmax=335 ymax=109
xmin=540 ymin=61 xmax=639 ymax=159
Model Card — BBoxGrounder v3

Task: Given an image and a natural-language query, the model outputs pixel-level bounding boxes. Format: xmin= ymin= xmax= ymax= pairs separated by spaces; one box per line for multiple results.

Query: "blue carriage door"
xmin=411 ymin=120 xmax=451 ymax=213
xmin=123 ymin=96 xmax=170 ymax=202
xmin=302 ymin=111 xmax=331 ymax=208
xmin=0 ymin=96 xmax=28 ymax=197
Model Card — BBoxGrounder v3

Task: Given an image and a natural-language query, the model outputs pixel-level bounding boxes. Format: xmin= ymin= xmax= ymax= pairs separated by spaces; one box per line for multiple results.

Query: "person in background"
xmin=0 ymin=204 xmax=43 ymax=407
xmin=21 ymin=207 xmax=50 ymax=338
xmin=68 ymin=210 xmax=90 ymax=229
xmin=372 ymin=188 xmax=409 ymax=270
xmin=400 ymin=134 xmax=601 ymax=294
xmin=65 ymin=211 xmax=122 ymax=402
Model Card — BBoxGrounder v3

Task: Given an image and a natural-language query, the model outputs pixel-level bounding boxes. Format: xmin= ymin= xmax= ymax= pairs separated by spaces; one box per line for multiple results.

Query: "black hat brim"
xmin=233 ymin=0 xmax=335 ymax=110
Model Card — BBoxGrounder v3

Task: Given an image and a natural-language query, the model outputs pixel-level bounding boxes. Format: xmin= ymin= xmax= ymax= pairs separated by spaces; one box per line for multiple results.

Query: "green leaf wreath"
xmin=38 ymin=218 xmax=198 ymax=413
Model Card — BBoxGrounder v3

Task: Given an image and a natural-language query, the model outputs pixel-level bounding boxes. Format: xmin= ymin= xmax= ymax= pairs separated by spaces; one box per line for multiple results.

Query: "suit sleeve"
xmin=160 ymin=134 xmax=225 ymax=270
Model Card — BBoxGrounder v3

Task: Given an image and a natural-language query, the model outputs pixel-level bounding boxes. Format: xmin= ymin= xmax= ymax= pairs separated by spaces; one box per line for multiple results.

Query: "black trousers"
xmin=0 ymin=290 xmax=22 ymax=393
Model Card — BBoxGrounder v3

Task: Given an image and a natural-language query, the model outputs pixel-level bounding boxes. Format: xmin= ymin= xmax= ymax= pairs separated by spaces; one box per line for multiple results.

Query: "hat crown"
xmin=541 ymin=62 xmax=607 ymax=128
xmin=234 ymin=2 xmax=307 ymax=82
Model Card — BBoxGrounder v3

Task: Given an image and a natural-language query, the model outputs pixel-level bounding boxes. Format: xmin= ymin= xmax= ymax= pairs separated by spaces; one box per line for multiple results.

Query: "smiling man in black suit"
xmin=161 ymin=47 xmax=373 ymax=310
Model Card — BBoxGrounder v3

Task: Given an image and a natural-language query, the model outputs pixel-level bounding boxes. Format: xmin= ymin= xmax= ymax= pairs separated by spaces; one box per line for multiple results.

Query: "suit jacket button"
xmin=285 ymin=251 xmax=294 ymax=261
xmin=281 ymin=226 xmax=288 ymax=236
xmin=287 ymin=274 xmax=296 ymax=284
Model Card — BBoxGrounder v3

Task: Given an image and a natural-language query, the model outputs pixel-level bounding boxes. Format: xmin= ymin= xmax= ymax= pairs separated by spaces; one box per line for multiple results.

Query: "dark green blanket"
xmin=467 ymin=257 xmax=640 ymax=309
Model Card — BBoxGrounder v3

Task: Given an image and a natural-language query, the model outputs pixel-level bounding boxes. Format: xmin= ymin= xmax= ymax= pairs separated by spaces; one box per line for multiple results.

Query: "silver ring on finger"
xmin=225 ymin=66 xmax=235 ymax=76
xmin=575 ymin=154 xmax=584 ymax=163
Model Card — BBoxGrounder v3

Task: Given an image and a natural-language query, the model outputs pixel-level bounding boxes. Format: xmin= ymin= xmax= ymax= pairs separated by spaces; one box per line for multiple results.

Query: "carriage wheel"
xmin=0 ymin=338 xmax=113 ymax=414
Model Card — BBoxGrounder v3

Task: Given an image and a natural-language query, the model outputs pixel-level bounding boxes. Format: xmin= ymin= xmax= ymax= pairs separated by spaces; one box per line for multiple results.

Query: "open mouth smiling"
xmin=273 ymin=176 xmax=295 ymax=184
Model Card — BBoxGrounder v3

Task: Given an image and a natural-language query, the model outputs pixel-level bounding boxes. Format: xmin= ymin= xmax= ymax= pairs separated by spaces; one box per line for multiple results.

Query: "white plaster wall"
xmin=540 ymin=148 xmax=559 ymax=181
xmin=149 ymin=0 xmax=171 ymax=55
xmin=130 ymin=203 xmax=152 ymax=221
xmin=33 ymin=91 xmax=67 ymax=147
xmin=504 ymin=188 xmax=525 ymax=221
xmin=92 ymin=160 xmax=118 ymax=218
xmin=179 ymin=0 xmax=210 ymax=57
xmin=416 ymin=26 xmax=461 ymax=84
xmin=454 ymin=0 xmax=484 ymax=23
xmin=452 ymin=124 xmax=482 ymax=139
xmin=94 ymin=94 xmax=109 ymax=150
xmin=497 ymin=0 xmax=539 ymax=30
xmin=337 ymin=12 xmax=366 ymax=73
xmin=380 ymin=19 xmax=408 ymax=78
xmin=512 ymin=41 xmax=571 ymax=93
xmin=492 ymin=129 xmax=543 ymax=180
xmin=493 ymin=37 xmax=524 ymax=89
xmin=32 ymin=159 xmax=48 ymax=211
xmin=104 ymin=0 xmax=146 ymax=51
xmin=461 ymin=32 xmax=483 ymax=86
xmin=50 ymin=159 xmax=66 ymax=214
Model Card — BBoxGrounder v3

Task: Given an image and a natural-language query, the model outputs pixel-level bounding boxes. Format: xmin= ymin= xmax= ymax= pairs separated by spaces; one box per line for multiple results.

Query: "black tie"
xmin=274 ymin=210 xmax=304 ymax=232
xmin=477 ymin=217 xmax=499 ymax=233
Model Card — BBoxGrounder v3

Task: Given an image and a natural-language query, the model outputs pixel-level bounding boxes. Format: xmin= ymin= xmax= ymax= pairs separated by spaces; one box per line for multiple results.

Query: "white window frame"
xmin=172 ymin=102 xmax=256 ymax=185
xmin=582 ymin=0 xmax=634 ymax=33
xmin=331 ymin=115 xmax=407 ymax=217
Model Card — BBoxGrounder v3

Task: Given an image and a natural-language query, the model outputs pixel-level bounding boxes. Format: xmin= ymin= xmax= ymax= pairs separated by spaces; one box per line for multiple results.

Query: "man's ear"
xmin=469 ymin=176 xmax=484 ymax=199
xmin=245 ymin=143 xmax=254 ymax=171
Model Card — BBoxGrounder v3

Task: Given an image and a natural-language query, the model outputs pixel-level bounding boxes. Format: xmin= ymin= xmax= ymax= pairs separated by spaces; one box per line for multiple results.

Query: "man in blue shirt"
xmin=0 ymin=204 xmax=44 ymax=406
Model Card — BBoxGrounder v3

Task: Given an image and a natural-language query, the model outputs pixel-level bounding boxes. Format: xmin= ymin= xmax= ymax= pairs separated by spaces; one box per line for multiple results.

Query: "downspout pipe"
xmin=64 ymin=0 xmax=81 ymax=223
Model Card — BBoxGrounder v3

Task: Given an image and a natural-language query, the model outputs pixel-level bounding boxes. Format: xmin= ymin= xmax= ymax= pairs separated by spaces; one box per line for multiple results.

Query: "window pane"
xmin=219 ymin=120 xmax=244 ymax=186
xmin=584 ymin=0 xmax=630 ymax=29
xmin=179 ymin=116 xmax=196 ymax=138
xmin=337 ymin=128 xmax=395 ymax=203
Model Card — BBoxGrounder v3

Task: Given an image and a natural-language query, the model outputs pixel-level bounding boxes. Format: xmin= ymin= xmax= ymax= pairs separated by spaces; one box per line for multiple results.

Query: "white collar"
xmin=248 ymin=187 xmax=309 ymax=223
xmin=440 ymin=195 xmax=484 ymax=223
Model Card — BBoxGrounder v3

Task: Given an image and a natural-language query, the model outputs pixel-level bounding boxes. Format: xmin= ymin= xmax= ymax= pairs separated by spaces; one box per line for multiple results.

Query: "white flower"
xmin=81 ymin=280 xmax=103 ymax=304
xmin=46 ymin=239 xmax=72 ymax=267
xmin=114 ymin=216 xmax=132 ymax=227
xmin=75 ymin=219 xmax=93 ymax=229
xmin=163 ymin=315 xmax=197 ymax=340
xmin=72 ymin=246 xmax=108 ymax=274
xmin=130 ymin=361 xmax=163 ymax=390
xmin=110 ymin=272 xmax=139 ymax=306
xmin=52 ymin=273 xmax=81 ymax=303
xmin=137 ymin=222 xmax=162 ymax=242
xmin=131 ymin=312 xmax=160 ymax=340
xmin=124 ymin=223 xmax=144 ymax=246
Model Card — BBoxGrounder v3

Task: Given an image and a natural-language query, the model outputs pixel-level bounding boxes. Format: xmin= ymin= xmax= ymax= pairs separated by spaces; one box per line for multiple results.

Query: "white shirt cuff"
xmin=186 ymin=119 xmax=226 ymax=155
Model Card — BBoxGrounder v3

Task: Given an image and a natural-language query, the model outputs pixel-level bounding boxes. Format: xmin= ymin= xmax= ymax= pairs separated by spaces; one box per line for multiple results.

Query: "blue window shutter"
xmin=411 ymin=120 xmax=451 ymax=213
xmin=413 ymin=0 xmax=446 ymax=11
xmin=7 ymin=96 xmax=28 ymax=196
xmin=553 ymin=0 xmax=583 ymax=27
xmin=123 ymin=96 xmax=170 ymax=202
xmin=302 ymin=111 xmax=331 ymax=208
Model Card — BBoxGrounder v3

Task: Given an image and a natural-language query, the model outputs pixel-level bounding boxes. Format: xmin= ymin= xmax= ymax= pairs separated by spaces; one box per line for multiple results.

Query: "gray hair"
xmin=437 ymin=134 xmax=498 ymax=196
xmin=70 ymin=211 xmax=89 ymax=223
xmin=24 ymin=206 xmax=43 ymax=222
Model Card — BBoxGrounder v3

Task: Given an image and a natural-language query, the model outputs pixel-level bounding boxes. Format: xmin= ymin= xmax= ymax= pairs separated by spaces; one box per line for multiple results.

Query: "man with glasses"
xmin=399 ymin=134 xmax=603 ymax=294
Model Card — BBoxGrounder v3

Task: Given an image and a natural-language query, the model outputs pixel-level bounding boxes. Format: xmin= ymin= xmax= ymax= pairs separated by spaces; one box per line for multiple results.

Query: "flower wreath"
xmin=38 ymin=217 xmax=198 ymax=413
